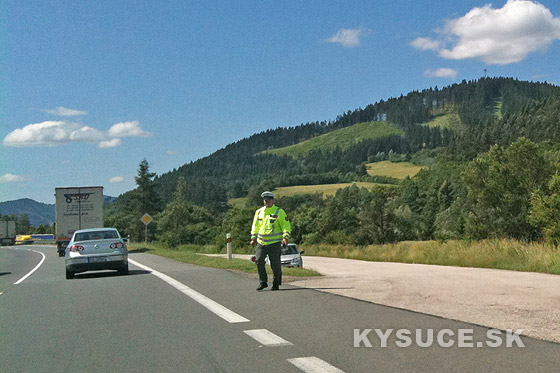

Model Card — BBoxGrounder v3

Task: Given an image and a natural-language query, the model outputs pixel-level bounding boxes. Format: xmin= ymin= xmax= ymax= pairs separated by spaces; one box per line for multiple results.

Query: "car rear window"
xmin=75 ymin=230 xmax=118 ymax=241
xmin=281 ymin=245 xmax=298 ymax=255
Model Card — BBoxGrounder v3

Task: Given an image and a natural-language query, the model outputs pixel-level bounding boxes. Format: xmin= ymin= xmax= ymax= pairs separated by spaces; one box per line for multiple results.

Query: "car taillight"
xmin=69 ymin=245 xmax=84 ymax=252
xmin=110 ymin=242 xmax=125 ymax=249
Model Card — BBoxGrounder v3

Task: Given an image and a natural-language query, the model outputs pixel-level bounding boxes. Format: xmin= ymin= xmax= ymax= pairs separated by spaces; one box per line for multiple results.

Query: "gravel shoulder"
xmin=219 ymin=254 xmax=560 ymax=343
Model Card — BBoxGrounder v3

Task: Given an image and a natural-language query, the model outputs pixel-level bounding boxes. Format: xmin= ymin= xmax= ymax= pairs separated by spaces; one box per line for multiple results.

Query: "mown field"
xmin=272 ymin=182 xmax=395 ymax=197
xmin=228 ymin=182 xmax=395 ymax=207
xmin=263 ymin=121 xmax=404 ymax=157
xmin=366 ymin=161 xmax=426 ymax=179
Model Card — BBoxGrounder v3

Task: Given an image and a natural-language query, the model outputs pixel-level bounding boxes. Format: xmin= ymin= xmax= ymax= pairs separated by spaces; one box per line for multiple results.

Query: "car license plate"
xmin=89 ymin=256 xmax=107 ymax=263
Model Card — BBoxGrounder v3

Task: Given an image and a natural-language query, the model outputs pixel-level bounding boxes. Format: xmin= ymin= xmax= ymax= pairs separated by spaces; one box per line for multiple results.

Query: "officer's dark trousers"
xmin=255 ymin=242 xmax=282 ymax=286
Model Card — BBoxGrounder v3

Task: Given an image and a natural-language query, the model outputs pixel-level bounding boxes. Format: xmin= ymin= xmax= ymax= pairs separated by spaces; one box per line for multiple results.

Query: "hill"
xmin=101 ymin=77 xmax=560 ymax=246
xmin=109 ymin=77 xmax=560 ymax=212
xmin=0 ymin=198 xmax=55 ymax=226
xmin=0 ymin=196 xmax=117 ymax=226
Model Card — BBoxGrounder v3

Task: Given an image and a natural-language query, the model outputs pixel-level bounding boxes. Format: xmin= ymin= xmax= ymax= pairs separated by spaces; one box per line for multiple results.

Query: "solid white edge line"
xmin=244 ymin=329 xmax=293 ymax=346
xmin=14 ymin=250 xmax=46 ymax=285
xmin=128 ymin=258 xmax=249 ymax=323
xmin=287 ymin=357 xmax=345 ymax=373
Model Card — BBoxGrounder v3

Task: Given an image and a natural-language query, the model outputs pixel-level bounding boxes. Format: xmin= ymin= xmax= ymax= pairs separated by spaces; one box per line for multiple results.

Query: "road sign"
xmin=140 ymin=213 xmax=152 ymax=225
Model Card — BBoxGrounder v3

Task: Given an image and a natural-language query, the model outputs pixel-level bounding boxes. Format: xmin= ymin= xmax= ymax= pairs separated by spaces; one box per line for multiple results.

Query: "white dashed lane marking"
xmin=128 ymin=258 xmax=250 ymax=323
xmin=288 ymin=356 xmax=345 ymax=373
xmin=129 ymin=259 xmax=344 ymax=372
xmin=243 ymin=329 xmax=293 ymax=346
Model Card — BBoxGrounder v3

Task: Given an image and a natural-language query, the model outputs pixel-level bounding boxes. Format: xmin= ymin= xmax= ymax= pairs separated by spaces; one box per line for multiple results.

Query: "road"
xmin=1 ymin=245 xmax=559 ymax=372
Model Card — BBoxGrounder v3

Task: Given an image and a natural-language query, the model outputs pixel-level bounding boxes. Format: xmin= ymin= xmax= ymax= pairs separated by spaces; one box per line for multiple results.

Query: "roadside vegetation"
xmin=128 ymin=242 xmax=321 ymax=277
xmin=300 ymin=239 xmax=560 ymax=275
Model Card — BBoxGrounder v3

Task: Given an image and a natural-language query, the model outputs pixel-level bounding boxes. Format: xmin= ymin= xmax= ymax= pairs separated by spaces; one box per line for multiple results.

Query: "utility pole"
xmin=484 ymin=69 xmax=487 ymax=78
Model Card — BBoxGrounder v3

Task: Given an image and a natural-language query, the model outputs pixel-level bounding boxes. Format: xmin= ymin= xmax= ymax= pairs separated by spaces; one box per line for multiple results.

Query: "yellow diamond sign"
xmin=140 ymin=213 xmax=153 ymax=225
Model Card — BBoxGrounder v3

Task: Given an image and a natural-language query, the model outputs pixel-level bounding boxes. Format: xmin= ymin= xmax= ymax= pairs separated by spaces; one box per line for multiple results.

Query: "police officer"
xmin=250 ymin=191 xmax=291 ymax=291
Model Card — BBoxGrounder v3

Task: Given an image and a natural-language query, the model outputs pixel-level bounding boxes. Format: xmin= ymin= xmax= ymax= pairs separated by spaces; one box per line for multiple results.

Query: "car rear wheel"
xmin=118 ymin=263 xmax=129 ymax=275
xmin=65 ymin=269 xmax=74 ymax=279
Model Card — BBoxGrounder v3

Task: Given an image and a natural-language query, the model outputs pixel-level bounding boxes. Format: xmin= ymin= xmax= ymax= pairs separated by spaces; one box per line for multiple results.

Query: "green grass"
xmin=263 ymin=121 xmax=404 ymax=157
xmin=228 ymin=197 xmax=248 ymax=208
xmin=422 ymin=112 xmax=463 ymax=131
xmin=300 ymin=239 xmax=560 ymax=275
xmin=422 ymin=105 xmax=464 ymax=132
xmin=494 ymin=99 xmax=503 ymax=119
xmin=128 ymin=242 xmax=321 ymax=277
xmin=366 ymin=161 xmax=426 ymax=179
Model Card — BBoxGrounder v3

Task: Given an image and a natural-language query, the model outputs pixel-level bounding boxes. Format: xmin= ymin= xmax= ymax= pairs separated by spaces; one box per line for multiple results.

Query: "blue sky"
xmin=2 ymin=0 xmax=560 ymax=204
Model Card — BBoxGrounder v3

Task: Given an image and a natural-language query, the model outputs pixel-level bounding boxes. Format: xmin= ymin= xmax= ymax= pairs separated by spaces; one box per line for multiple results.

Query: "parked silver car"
xmin=279 ymin=243 xmax=304 ymax=268
xmin=252 ymin=243 xmax=305 ymax=268
xmin=65 ymin=228 xmax=128 ymax=279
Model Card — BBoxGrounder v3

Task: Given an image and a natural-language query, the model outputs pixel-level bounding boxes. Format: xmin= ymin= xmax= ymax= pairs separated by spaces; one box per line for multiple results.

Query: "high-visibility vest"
xmin=251 ymin=204 xmax=291 ymax=245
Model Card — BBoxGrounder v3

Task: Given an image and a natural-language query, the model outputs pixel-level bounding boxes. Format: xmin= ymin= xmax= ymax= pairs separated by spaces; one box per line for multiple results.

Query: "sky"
xmin=2 ymin=0 xmax=560 ymax=204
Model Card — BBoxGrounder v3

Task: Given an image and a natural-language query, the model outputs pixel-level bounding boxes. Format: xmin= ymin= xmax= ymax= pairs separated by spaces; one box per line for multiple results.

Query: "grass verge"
xmin=128 ymin=242 xmax=321 ymax=277
xmin=301 ymin=239 xmax=560 ymax=275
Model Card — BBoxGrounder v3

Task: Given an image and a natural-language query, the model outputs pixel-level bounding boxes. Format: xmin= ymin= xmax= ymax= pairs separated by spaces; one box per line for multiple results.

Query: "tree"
xmin=157 ymin=177 xmax=217 ymax=247
xmin=530 ymin=174 xmax=560 ymax=246
xmin=127 ymin=159 xmax=162 ymax=241
xmin=462 ymin=138 xmax=552 ymax=240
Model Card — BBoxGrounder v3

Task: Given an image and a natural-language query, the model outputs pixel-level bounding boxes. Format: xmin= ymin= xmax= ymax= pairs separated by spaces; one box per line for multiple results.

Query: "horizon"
xmin=2 ymin=0 xmax=560 ymax=204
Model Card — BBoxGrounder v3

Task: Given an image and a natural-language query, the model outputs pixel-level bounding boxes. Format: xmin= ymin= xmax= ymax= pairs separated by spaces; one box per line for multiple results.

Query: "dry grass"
xmin=301 ymin=239 xmax=560 ymax=275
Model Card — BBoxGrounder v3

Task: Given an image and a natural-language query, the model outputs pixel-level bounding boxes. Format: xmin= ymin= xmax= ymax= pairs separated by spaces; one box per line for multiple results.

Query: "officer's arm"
xmin=250 ymin=210 xmax=259 ymax=244
xmin=279 ymin=210 xmax=291 ymax=243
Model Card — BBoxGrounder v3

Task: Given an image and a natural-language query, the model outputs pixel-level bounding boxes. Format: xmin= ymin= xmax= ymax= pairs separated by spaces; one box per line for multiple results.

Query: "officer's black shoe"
xmin=256 ymin=283 xmax=268 ymax=291
xmin=271 ymin=285 xmax=280 ymax=291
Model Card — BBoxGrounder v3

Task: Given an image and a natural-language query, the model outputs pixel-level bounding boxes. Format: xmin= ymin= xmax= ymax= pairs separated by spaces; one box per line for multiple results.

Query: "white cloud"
xmin=3 ymin=121 xmax=103 ymax=147
xmin=107 ymin=121 xmax=152 ymax=138
xmin=410 ymin=37 xmax=440 ymax=51
xmin=0 ymin=173 xmax=24 ymax=183
xmin=98 ymin=138 xmax=122 ymax=148
xmin=326 ymin=28 xmax=369 ymax=47
xmin=109 ymin=176 xmax=125 ymax=183
xmin=412 ymin=0 xmax=560 ymax=65
xmin=424 ymin=68 xmax=458 ymax=78
xmin=45 ymin=106 xmax=88 ymax=116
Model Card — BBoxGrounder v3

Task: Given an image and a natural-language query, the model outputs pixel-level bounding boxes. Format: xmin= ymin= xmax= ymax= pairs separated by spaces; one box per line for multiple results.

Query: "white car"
xmin=252 ymin=243 xmax=305 ymax=268
xmin=65 ymin=228 xmax=128 ymax=279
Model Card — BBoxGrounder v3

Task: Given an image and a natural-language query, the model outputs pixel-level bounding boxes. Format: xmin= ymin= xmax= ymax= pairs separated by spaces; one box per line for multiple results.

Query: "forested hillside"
xmin=105 ymin=77 xmax=560 ymax=248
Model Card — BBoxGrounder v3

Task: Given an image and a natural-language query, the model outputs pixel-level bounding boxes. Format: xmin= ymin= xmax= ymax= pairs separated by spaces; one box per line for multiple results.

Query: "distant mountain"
xmin=0 ymin=198 xmax=55 ymax=226
xmin=0 ymin=196 xmax=117 ymax=226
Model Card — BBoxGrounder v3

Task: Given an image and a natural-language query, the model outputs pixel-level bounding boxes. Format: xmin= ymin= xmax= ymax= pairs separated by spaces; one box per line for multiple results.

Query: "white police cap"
xmin=261 ymin=191 xmax=274 ymax=198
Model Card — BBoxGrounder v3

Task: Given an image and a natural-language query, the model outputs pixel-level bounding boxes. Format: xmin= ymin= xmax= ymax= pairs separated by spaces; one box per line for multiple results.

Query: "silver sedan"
xmin=65 ymin=228 xmax=128 ymax=279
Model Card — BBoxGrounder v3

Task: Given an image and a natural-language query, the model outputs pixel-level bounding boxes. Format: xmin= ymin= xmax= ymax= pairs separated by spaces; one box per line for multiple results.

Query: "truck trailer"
xmin=0 ymin=220 xmax=16 ymax=245
xmin=55 ymin=186 xmax=104 ymax=256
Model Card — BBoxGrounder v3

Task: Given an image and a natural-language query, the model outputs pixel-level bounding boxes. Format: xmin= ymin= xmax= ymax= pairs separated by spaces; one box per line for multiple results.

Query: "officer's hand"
xmin=282 ymin=238 xmax=289 ymax=245
xmin=250 ymin=240 xmax=256 ymax=247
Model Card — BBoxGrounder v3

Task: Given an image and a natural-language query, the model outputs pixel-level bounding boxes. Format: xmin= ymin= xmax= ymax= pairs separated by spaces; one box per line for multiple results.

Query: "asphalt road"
xmin=1 ymin=245 xmax=559 ymax=372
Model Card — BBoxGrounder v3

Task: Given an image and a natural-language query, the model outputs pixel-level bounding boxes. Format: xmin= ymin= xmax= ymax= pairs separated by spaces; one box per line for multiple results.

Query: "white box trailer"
xmin=55 ymin=186 xmax=104 ymax=256
xmin=0 ymin=220 xmax=16 ymax=245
